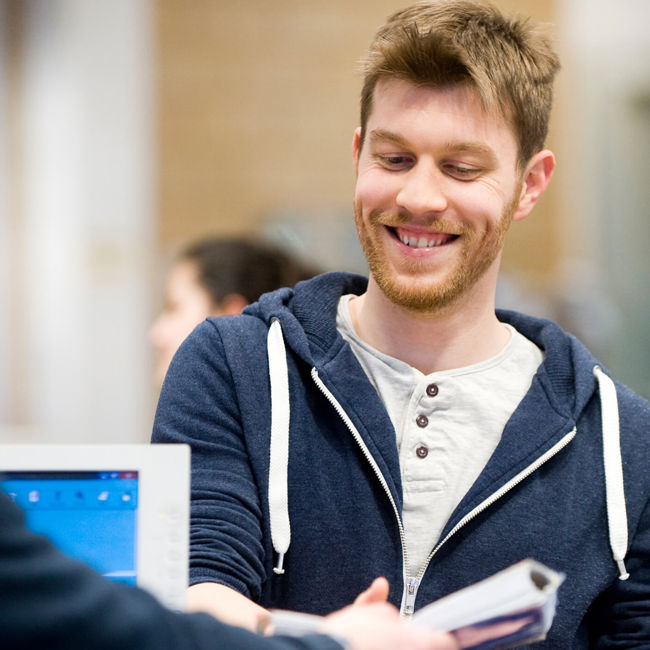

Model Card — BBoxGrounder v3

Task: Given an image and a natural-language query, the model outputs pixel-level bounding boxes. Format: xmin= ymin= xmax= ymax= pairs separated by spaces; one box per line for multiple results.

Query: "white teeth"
xmin=399 ymin=233 xmax=443 ymax=248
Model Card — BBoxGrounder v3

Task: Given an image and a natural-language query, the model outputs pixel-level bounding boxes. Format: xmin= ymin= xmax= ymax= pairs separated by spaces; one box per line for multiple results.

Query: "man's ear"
xmin=352 ymin=127 xmax=362 ymax=173
xmin=512 ymin=149 xmax=556 ymax=222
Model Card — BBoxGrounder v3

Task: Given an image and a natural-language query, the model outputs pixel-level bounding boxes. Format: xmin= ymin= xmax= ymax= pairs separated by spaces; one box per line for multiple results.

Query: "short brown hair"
xmin=359 ymin=0 xmax=560 ymax=166
xmin=179 ymin=237 xmax=319 ymax=306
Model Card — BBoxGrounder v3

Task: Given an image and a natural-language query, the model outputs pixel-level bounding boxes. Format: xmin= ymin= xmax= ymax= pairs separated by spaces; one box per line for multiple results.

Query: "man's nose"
xmin=395 ymin=163 xmax=448 ymax=217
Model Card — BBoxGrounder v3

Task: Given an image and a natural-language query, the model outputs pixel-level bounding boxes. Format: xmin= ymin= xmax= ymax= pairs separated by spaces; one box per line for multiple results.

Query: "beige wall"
xmin=156 ymin=0 xmax=560 ymax=279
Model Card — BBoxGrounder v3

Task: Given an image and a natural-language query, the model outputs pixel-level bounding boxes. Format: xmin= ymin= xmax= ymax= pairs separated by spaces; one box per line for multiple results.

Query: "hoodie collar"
xmin=244 ymin=272 xmax=368 ymax=366
xmin=497 ymin=308 xmax=600 ymax=419
xmin=246 ymin=273 xmax=601 ymax=419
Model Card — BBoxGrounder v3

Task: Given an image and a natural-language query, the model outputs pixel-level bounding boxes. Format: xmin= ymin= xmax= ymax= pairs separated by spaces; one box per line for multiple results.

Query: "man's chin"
xmin=375 ymin=276 xmax=463 ymax=314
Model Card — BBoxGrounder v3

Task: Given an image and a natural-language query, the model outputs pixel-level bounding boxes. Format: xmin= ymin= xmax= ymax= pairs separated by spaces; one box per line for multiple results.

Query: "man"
xmin=152 ymin=0 xmax=650 ymax=645
xmin=0 ymin=490 xmax=456 ymax=650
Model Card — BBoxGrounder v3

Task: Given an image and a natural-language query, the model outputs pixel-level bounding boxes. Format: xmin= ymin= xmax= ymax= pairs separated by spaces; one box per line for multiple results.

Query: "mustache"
xmin=368 ymin=209 xmax=467 ymax=236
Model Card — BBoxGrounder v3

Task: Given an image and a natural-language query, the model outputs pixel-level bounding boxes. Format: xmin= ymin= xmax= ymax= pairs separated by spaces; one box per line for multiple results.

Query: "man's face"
xmin=353 ymin=78 xmax=525 ymax=313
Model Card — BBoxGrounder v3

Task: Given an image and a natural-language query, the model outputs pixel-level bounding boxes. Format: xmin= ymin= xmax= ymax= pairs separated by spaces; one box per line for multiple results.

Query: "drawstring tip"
xmin=616 ymin=559 xmax=630 ymax=581
xmin=273 ymin=552 xmax=286 ymax=575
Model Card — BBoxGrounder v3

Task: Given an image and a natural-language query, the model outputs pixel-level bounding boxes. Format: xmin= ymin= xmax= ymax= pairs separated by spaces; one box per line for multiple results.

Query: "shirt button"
xmin=416 ymin=414 xmax=429 ymax=428
xmin=416 ymin=446 xmax=429 ymax=459
xmin=426 ymin=383 xmax=439 ymax=397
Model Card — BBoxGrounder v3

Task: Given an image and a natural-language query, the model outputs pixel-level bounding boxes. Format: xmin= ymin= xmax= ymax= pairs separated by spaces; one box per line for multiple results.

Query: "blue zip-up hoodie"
xmin=152 ymin=272 xmax=650 ymax=647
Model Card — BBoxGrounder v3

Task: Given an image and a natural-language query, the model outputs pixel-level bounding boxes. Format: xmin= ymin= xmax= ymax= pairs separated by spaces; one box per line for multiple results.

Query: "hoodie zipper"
xmin=406 ymin=427 xmax=578 ymax=612
xmin=312 ymin=367 xmax=577 ymax=616
xmin=311 ymin=368 xmax=413 ymax=603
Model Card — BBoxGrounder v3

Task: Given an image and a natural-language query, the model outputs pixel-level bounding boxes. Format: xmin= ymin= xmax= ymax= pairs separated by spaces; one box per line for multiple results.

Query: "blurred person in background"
xmin=150 ymin=236 xmax=319 ymax=387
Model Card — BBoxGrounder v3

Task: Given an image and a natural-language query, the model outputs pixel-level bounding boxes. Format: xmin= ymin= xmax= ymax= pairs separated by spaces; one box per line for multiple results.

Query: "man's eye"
xmin=376 ymin=154 xmax=412 ymax=168
xmin=445 ymin=165 xmax=481 ymax=180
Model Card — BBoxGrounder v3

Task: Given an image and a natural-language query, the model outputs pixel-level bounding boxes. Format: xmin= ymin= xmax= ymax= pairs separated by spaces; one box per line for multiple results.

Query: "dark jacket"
xmin=0 ymin=490 xmax=341 ymax=650
xmin=152 ymin=272 xmax=650 ymax=647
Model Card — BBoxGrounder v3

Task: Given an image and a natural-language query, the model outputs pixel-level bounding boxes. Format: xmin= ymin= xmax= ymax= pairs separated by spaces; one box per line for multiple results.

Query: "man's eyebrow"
xmin=446 ymin=141 xmax=496 ymax=158
xmin=368 ymin=129 xmax=410 ymax=148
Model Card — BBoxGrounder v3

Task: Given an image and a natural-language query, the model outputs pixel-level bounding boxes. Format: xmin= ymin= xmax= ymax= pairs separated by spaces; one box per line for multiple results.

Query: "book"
xmin=266 ymin=559 xmax=565 ymax=649
xmin=410 ymin=559 xmax=565 ymax=648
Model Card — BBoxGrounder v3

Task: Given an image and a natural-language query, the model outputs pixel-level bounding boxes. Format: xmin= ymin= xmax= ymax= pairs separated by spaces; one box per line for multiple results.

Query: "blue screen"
xmin=0 ymin=471 xmax=138 ymax=585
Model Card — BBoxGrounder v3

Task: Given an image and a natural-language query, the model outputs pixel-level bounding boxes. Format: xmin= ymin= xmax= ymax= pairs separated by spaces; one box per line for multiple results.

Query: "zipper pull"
xmin=402 ymin=576 xmax=420 ymax=617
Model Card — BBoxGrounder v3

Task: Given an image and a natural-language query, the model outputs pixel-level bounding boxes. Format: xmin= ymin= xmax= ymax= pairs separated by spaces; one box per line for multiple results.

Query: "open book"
xmin=266 ymin=559 xmax=565 ymax=649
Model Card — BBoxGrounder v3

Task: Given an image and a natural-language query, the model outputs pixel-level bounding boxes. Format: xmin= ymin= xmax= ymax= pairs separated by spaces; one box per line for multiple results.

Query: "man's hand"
xmin=186 ymin=583 xmax=268 ymax=631
xmin=321 ymin=601 xmax=458 ymax=650
xmin=353 ymin=576 xmax=390 ymax=605
xmin=189 ymin=577 xmax=458 ymax=650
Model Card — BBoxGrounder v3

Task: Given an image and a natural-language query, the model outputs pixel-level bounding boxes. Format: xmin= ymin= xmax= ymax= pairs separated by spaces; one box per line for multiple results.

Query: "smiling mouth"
xmin=391 ymin=227 xmax=459 ymax=249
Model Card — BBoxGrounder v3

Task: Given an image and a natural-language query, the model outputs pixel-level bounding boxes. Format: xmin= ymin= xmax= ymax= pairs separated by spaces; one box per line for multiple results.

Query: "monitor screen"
xmin=1 ymin=470 xmax=139 ymax=586
xmin=0 ymin=444 xmax=189 ymax=611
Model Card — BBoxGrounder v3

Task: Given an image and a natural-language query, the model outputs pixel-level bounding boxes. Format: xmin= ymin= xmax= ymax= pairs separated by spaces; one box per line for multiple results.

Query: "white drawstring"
xmin=267 ymin=318 xmax=291 ymax=574
xmin=593 ymin=365 xmax=629 ymax=580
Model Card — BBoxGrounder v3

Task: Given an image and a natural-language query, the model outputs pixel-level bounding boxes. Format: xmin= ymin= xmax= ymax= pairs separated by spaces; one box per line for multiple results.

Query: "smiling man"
xmin=152 ymin=1 xmax=650 ymax=646
xmin=353 ymin=83 xmax=528 ymax=318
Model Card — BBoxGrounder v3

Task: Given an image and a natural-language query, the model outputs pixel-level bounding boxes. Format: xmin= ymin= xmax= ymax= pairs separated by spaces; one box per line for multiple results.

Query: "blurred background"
xmin=1 ymin=0 xmax=648 ymax=444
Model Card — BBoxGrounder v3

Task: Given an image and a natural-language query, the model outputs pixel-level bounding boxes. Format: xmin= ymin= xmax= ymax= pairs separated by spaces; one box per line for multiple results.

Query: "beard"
xmin=354 ymin=188 xmax=521 ymax=313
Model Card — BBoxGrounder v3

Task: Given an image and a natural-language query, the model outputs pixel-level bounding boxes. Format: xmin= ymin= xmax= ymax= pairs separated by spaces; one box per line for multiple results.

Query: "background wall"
xmin=1 ymin=0 xmax=648 ymax=444
xmin=554 ymin=0 xmax=650 ymax=397
xmin=1 ymin=0 xmax=155 ymax=442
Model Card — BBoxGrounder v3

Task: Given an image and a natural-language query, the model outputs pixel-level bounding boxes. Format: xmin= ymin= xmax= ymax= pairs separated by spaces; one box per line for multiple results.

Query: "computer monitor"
xmin=0 ymin=443 xmax=190 ymax=611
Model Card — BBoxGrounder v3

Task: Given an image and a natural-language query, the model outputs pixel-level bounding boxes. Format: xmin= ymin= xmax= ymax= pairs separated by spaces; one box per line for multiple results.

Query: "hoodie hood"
xmin=496 ymin=308 xmax=601 ymax=421
xmin=244 ymin=272 xmax=369 ymax=366
xmin=246 ymin=272 xmax=601 ymax=420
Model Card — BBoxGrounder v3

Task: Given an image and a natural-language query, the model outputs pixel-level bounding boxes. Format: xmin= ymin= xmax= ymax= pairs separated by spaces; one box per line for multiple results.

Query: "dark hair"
xmin=359 ymin=0 xmax=560 ymax=167
xmin=178 ymin=237 xmax=318 ymax=306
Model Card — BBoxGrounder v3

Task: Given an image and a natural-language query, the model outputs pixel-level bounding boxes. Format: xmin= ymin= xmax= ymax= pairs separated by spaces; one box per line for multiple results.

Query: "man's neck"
xmin=348 ymin=278 xmax=510 ymax=375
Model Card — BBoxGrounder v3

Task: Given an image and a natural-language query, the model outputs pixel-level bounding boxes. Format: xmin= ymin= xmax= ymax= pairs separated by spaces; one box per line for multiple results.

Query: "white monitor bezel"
xmin=0 ymin=443 xmax=190 ymax=611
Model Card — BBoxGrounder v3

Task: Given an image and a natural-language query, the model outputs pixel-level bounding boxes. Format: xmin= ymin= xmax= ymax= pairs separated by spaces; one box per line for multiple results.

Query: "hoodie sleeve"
xmin=152 ymin=318 xmax=267 ymax=601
